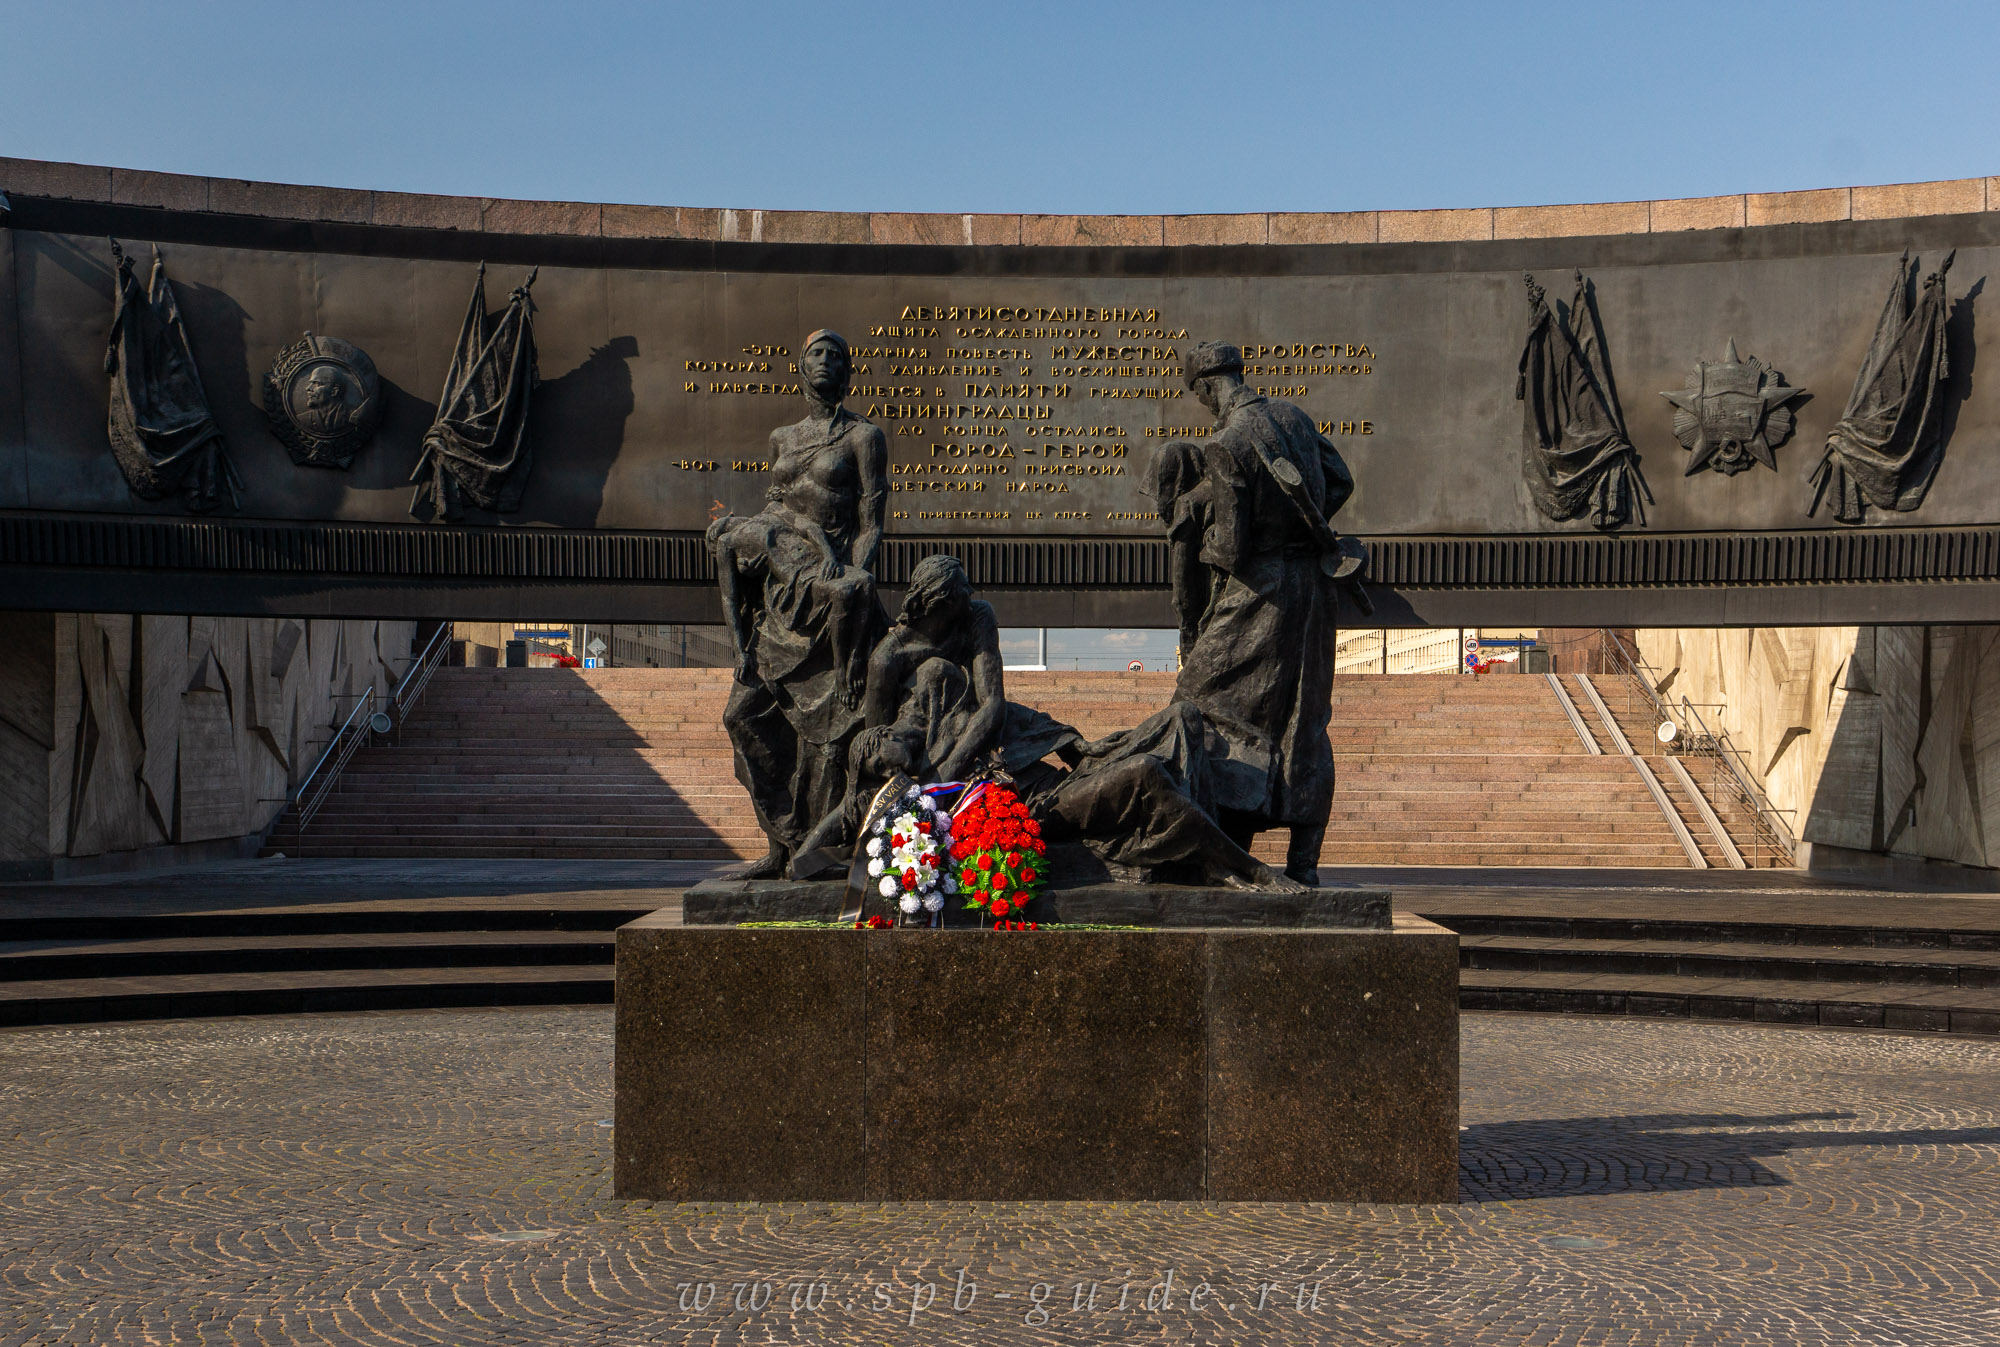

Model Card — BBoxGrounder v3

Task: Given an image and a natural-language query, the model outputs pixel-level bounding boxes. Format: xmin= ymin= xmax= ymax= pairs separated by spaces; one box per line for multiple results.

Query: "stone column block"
xmin=616 ymin=914 xmax=1459 ymax=1203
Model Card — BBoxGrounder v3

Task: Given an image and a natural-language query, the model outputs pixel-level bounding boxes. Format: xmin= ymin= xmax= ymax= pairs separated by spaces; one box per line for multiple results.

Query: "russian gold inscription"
xmin=676 ymin=300 xmax=1380 ymax=531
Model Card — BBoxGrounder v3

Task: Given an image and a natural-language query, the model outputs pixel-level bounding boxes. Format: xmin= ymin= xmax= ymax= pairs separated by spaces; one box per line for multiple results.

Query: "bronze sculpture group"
xmin=707 ymin=331 xmax=1359 ymax=893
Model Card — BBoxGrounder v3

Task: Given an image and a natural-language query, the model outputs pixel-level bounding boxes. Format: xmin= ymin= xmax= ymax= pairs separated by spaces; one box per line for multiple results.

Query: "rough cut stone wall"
xmin=0 ymin=614 xmax=55 ymax=868
xmin=0 ymin=613 xmax=415 ymax=878
xmin=1637 ymin=626 xmax=2000 ymax=873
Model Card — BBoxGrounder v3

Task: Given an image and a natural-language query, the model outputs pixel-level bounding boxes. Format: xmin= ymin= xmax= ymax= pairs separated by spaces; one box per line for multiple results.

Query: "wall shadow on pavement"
xmin=1458 ymin=1110 xmax=2000 ymax=1201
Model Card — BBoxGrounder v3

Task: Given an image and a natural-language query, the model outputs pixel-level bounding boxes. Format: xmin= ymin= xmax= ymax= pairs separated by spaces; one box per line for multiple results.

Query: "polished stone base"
xmin=614 ymin=912 xmax=1458 ymax=1202
xmin=681 ymin=875 xmax=1394 ymax=929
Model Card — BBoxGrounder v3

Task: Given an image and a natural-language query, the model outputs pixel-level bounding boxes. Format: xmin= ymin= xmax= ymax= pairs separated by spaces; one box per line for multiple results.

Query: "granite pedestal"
xmin=680 ymin=874 xmax=1394 ymax=929
xmin=614 ymin=905 xmax=1458 ymax=1203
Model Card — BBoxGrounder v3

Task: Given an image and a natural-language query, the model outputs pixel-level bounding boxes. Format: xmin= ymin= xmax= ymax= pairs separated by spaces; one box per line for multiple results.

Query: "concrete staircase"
xmin=263 ymin=669 xmax=756 ymax=861
xmin=15 ymin=864 xmax=2000 ymax=1034
xmin=1322 ymin=674 xmax=1688 ymax=867
xmin=1440 ymin=896 xmax=2000 ymax=1036
xmin=263 ymin=668 xmax=1745 ymax=867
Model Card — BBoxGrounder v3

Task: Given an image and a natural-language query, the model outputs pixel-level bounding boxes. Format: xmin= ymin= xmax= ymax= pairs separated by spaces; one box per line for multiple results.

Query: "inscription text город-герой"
xmin=675 ymin=302 xmax=1376 ymax=531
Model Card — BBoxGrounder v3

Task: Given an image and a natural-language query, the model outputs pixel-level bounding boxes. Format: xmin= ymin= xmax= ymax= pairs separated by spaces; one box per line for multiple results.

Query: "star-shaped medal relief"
xmin=1661 ymin=339 xmax=1809 ymax=477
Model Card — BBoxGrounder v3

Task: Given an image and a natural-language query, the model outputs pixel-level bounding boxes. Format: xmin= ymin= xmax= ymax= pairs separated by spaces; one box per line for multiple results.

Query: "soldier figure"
xmin=1163 ymin=341 xmax=1355 ymax=885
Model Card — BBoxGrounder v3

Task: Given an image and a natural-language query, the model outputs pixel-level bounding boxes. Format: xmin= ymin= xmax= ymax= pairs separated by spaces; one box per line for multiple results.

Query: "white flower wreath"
xmin=861 ymin=785 xmax=952 ymax=923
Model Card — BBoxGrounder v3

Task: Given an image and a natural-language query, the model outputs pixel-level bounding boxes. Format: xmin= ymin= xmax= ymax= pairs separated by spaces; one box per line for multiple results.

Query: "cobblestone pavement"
xmin=2 ymin=1010 xmax=1997 ymax=1346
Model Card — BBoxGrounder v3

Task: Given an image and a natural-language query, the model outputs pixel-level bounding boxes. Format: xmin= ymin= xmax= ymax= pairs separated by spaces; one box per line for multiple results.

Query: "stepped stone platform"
xmin=0 ymin=859 xmax=698 ymax=1026
xmin=9 ymin=859 xmax=2000 ymax=1033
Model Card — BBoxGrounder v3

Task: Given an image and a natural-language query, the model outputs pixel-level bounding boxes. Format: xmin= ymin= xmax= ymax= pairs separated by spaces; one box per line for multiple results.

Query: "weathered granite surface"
xmin=681 ymin=877 xmax=1393 ymax=929
xmin=1206 ymin=921 xmax=1460 ymax=1201
xmin=615 ymin=911 xmax=1457 ymax=1202
xmin=612 ymin=927 xmax=865 ymax=1201
xmin=862 ymin=926 xmax=1208 ymax=1200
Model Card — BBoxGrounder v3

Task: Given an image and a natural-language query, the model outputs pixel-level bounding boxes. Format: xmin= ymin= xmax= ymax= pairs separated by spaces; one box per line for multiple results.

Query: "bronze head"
xmin=1183 ymin=340 xmax=1245 ymax=419
xmin=898 ymin=553 xmax=973 ymax=627
xmin=801 ymin=329 xmax=852 ymax=406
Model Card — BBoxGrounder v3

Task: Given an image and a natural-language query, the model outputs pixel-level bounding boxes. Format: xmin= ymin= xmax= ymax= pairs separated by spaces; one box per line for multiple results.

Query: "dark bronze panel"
xmin=0 ymin=227 xmax=23 ymax=504
xmin=7 ymin=221 xmax=2000 ymax=543
xmin=9 ymin=191 xmax=2000 ymax=623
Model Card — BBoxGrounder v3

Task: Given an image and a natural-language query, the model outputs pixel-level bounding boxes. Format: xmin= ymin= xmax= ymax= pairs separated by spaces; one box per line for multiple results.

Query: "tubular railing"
xmin=392 ymin=620 xmax=453 ymax=729
xmin=294 ymin=687 xmax=376 ymax=829
xmin=289 ymin=621 xmax=452 ymax=831
xmin=1596 ymin=630 xmax=1797 ymax=867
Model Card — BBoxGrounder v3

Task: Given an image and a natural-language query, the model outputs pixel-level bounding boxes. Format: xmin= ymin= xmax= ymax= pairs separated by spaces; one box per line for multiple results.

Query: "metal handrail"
xmin=294 ymin=686 xmax=376 ymax=829
xmin=1595 ymin=630 xmax=1796 ymax=866
xmin=392 ymin=621 xmax=453 ymax=726
xmin=288 ymin=623 xmax=452 ymax=831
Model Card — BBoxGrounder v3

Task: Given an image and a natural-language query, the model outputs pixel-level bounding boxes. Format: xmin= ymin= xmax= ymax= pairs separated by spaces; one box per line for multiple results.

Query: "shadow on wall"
xmin=267 ymin=666 xmax=740 ymax=864
xmin=375 ymin=335 xmax=638 ymax=529
xmin=1803 ymin=626 xmax=2000 ymax=867
xmin=346 ymin=373 xmax=436 ymax=495
xmin=1938 ymin=276 xmax=1984 ymax=471
xmin=1458 ymin=1110 xmax=2000 ymax=1200
xmin=525 ymin=334 xmax=639 ymax=527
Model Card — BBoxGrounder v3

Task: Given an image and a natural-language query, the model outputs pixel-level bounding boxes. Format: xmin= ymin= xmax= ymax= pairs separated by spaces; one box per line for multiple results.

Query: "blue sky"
xmin=5 ymin=1 xmax=1996 ymax=214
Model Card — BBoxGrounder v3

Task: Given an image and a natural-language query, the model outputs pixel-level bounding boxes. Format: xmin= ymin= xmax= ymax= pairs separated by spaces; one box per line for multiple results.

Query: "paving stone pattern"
xmin=3 ymin=1010 xmax=1998 ymax=1345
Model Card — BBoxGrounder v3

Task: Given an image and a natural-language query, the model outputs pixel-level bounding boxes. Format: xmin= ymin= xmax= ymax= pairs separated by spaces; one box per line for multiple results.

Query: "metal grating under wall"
xmin=5 ymin=514 xmax=1999 ymax=590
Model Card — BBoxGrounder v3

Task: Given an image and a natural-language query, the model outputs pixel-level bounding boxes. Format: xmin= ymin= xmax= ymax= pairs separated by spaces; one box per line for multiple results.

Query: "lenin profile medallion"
xmin=264 ymin=333 xmax=380 ymax=469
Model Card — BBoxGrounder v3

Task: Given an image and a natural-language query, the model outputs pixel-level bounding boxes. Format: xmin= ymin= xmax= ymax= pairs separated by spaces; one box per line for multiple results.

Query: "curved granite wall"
xmin=3 ymin=158 xmax=1999 ymax=626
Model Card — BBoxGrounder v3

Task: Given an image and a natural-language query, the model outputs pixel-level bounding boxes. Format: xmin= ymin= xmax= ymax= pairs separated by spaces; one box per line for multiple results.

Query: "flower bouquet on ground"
xmin=860 ymin=780 xmax=956 ymax=925
xmin=948 ymin=782 xmax=1047 ymax=928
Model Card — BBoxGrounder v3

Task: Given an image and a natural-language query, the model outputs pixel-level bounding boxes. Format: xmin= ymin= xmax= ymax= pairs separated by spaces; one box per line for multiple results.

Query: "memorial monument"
xmin=14 ymin=155 xmax=2000 ymax=1196
xmin=7 ymin=164 xmax=1996 ymax=630
xmin=615 ymin=330 xmax=1458 ymax=1205
xmin=699 ymin=336 xmax=1366 ymax=907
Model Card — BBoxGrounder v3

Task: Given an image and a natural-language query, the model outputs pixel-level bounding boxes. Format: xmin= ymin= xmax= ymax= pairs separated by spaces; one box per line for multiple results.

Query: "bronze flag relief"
xmin=409 ymin=264 xmax=540 ymax=523
xmin=1515 ymin=270 xmax=1649 ymax=530
xmin=1810 ymin=251 xmax=1957 ymax=525
xmin=103 ymin=241 xmax=240 ymax=514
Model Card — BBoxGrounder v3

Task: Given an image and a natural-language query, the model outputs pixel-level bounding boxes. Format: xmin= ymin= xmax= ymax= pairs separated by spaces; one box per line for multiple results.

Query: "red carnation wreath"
xmin=948 ymin=783 xmax=1047 ymax=927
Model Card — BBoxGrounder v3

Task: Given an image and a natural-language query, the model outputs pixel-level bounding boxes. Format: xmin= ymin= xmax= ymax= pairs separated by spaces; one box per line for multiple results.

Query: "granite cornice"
xmin=3 ymin=156 xmax=1993 ymax=247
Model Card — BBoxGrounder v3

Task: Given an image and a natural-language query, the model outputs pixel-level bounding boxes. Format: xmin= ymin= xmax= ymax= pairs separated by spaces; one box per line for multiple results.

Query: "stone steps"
xmin=1458 ymin=967 xmax=2000 ymax=1034
xmin=263 ymin=668 xmax=1700 ymax=867
xmin=0 ymin=963 xmax=616 ymax=1026
xmin=1460 ymin=932 xmax=2000 ymax=986
xmin=0 ymin=929 xmax=614 ymax=982
xmin=17 ymin=866 xmax=1997 ymax=1034
xmin=1434 ymin=902 xmax=2000 ymax=1034
xmin=0 ymin=889 xmax=662 ymax=1027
